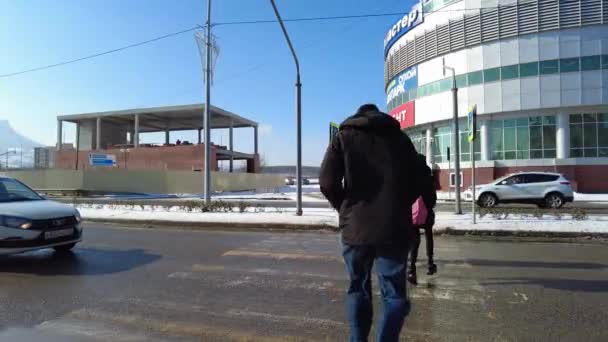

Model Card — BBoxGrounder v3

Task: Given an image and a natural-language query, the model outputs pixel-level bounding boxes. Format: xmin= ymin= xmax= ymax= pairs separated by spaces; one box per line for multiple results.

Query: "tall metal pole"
xmin=443 ymin=59 xmax=462 ymax=214
xmin=203 ymin=0 xmax=212 ymax=204
xmin=270 ymin=0 xmax=303 ymax=216
xmin=471 ymin=139 xmax=476 ymax=224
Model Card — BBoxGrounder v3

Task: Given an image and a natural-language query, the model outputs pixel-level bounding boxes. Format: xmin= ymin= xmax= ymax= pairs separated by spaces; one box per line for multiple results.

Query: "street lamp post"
xmin=203 ymin=0 xmax=213 ymax=204
xmin=443 ymin=58 xmax=462 ymax=215
xmin=269 ymin=0 xmax=303 ymax=216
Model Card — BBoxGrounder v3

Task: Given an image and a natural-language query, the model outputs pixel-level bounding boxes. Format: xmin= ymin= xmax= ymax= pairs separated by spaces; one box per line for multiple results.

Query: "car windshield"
xmin=0 ymin=178 xmax=43 ymax=202
xmin=493 ymin=174 xmax=514 ymax=184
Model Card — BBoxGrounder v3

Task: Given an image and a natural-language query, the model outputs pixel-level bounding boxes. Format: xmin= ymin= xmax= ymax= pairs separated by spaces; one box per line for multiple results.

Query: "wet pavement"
xmin=0 ymin=224 xmax=607 ymax=341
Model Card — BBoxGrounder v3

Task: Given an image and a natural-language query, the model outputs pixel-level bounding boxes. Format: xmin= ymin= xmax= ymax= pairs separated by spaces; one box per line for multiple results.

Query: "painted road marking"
xmin=222 ymin=249 xmax=341 ymax=262
xmin=42 ymin=308 xmax=322 ymax=342
xmin=190 ymin=263 xmax=340 ymax=279
xmin=36 ymin=317 xmax=163 ymax=342
xmin=109 ymin=297 xmax=344 ymax=331
xmin=169 ymin=271 xmax=340 ymax=292
xmin=225 ymin=309 xmax=345 ymax=329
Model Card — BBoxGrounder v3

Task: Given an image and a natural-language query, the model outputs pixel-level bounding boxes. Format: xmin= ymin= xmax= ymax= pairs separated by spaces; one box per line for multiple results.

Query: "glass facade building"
xmin=385 ymin=0 xmax=608 ymax=192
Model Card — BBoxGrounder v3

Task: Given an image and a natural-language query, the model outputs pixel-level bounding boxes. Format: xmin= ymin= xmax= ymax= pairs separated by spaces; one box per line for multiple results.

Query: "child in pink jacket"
xmin=408 ymin=154 xmax=438 ymax=285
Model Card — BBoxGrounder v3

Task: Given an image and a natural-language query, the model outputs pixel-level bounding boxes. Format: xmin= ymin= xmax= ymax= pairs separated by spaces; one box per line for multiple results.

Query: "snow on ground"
xmin=78 ymin=204 xmax=608 ymax=234
xmin=79 ymin=207 xmax=337 ymax=227
xmin=433 ymin=212 xmax=608 ymax=234
xmin=574 ymin=192 xmax=608 ymax=202
xmin=212 ymin=185 xmax=326 ymax=202
xmin=438 ymin=191 xmax=608 ymax=203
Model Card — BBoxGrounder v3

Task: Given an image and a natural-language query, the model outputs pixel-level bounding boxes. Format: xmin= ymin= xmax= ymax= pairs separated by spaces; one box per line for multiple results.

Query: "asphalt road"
xmin=0 ymin=224 xmax=607 ymax=341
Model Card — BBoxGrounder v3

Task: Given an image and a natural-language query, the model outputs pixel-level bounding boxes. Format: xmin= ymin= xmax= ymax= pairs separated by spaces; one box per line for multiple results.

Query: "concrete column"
xmin=480 ymin=119 xmax=491 ymax=161
xmin=254 ymin=126 xmax=259 ymax=156
xmin=425 ymin=127 xmax=433 ymax=166
xmin=556 ymin=112 xmax=570 ymax=159
xmin=197 ymin=129 xmax=202 ymax=144
xmin=229 ymin=123 xmax=234 ymax=172
xmin=75 ymin=123 xmax=80 ymax=170
xmin=134 ymin=114 xmax=140 ymax=148
xmin=165 ymin=130 xmax=170 ymax=145
xmin=56 ymin=120 xmax=63 ymax=150
xmin=96 ymin=118 xmax=101 ymax=150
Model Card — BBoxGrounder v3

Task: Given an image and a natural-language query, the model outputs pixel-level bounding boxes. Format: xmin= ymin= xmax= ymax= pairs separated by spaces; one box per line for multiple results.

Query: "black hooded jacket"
xmin=320 ymin=105 xmax=421 ymax=245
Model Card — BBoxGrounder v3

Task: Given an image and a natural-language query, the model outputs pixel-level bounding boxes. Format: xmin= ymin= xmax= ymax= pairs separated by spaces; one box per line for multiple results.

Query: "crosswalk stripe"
xmin=42 ymin=308 xmax=321 ymax=342
xmin=37 ymin=318 xmax=158 ymax=342
xmin=222 ymin=250 xmax=341 ymax=262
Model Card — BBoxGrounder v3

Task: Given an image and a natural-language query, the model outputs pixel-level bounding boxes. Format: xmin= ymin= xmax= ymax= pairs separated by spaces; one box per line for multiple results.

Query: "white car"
xmin=465 ymin=172 xmax=574 ymax=209
xmin=0 ymin=177 xmax=82 ymax=255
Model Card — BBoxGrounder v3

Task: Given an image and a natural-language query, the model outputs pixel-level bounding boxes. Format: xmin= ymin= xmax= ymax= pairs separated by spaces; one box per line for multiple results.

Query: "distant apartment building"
xmin=34 ymin=147 xmax=56 ymax=168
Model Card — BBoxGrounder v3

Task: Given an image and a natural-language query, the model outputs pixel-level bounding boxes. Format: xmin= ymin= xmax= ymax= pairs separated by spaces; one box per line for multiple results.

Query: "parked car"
xmin=284 ymin=177 xmax=310 ymax=186
xmin=0 ymin=177 xmax=82 ymax=255
xmin=465 ymin=172 xmax=574 ymax=209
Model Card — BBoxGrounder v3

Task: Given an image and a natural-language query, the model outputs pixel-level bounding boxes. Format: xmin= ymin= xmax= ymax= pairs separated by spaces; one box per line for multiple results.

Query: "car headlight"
xmin=74 ymin=210 xmax=82 ymax=223
xmin=0 ymin=215 xmax=33 ymax=229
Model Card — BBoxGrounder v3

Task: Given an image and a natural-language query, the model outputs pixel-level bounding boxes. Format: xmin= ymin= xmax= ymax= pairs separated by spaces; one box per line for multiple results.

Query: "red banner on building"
xmin=389 ymin=101 xmax=415 ymax=129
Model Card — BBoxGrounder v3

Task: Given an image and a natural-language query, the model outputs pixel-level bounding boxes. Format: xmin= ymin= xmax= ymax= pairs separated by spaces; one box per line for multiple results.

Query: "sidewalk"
xmin=79 ymin=205 xmax=608 ymax=237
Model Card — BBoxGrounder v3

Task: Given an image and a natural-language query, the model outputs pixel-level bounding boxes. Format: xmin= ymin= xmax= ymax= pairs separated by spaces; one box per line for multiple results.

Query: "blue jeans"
xmin=342 ymin=243 xmax=411 ymax=342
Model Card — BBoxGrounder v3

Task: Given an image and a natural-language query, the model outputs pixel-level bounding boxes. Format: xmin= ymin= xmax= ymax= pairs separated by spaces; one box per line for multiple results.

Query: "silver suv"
xmin=467 ymin=172 xmax=574 ymax=209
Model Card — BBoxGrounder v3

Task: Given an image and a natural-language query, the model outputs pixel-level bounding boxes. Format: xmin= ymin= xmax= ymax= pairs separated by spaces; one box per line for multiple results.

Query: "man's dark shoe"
xmin=427 ymin=263 xmax=437 ymax=276
xmin=407 ymin=266 xmax=418 ymax=285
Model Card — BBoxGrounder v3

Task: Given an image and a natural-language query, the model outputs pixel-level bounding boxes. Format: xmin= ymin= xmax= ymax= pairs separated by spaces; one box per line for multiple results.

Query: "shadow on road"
xmin=0 ymin=247 xmax=161 ymax=276
xmin=438 ymin=259 xmax=607 ymax=270
xmin=481 ymin=277 xmax=608 ymax=293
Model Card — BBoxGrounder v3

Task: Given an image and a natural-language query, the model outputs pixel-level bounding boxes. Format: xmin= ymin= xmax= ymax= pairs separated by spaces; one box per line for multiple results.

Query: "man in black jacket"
xmin=320 ymin=104 xmax=421 ymax=342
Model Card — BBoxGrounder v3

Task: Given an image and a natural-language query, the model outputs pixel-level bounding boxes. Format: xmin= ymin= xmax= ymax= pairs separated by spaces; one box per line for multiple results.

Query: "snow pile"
xmin=573 ymin=193 xmax=608 ymax=202
xmin=435 ymin=212 xmax=608 ymax=234
xmin=78 ymin=204 xmax=608 ymax=234
xmin=79 ymin=207 xmax=338 ymax=227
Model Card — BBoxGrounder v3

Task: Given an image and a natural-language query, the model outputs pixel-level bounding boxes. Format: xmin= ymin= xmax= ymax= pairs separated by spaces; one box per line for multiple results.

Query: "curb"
xmin=434 ymin=226 xmax=608 ymax=239
xmin=84 ymin=218 xmax=340 ymax=233
xmin=84 ymin=219 xmax=608 ymax=240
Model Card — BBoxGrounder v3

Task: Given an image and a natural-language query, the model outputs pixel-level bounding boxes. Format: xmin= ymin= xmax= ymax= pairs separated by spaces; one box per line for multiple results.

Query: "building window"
xmin=602 ymin=55 xmax=608 ymax=69
xmin=468 ymin=70 xmax=483 ymax=85
xmin=483 ymin=67 xmax=501 ymax=82
xmin=501 ymin=65 xmax=519 ymax=80
xmin=455 ymin=74 xmax=468 ymax=88
xmin=539 ymin=59 xmax=559 ymax=75
xmin=560 ymin=57 xmax=580 ymax=73
xmin=439 ymin=78 xmax=452 ymax=92
xmin=519 ymin=61 xmax=539 ymax=77
xmin=433 ymin=126 xmax=452 ymax=163
xmin=433 ymin=122 xmax=480 ymax=163
xmin=581 ymin=56 xmax=601 ymax=71
xmin=571 ymin=113 xmax=608 ymax=158
xmin=406 ymin=129 xmax=427 ymax=155
xmin=491 ymin=116 xmax=556 ymax=160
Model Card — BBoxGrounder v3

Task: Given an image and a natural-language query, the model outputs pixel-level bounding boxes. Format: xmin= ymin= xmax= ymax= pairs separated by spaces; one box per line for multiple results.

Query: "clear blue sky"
xmin=0 ymin=0 xmax=412 ymax=166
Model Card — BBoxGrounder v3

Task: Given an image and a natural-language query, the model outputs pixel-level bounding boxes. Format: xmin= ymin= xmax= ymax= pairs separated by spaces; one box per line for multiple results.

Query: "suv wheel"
xmin=478 ymin=193 xmax=498 ymax=208
xmin=545 ymin=193 xmax=564 ymax=209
